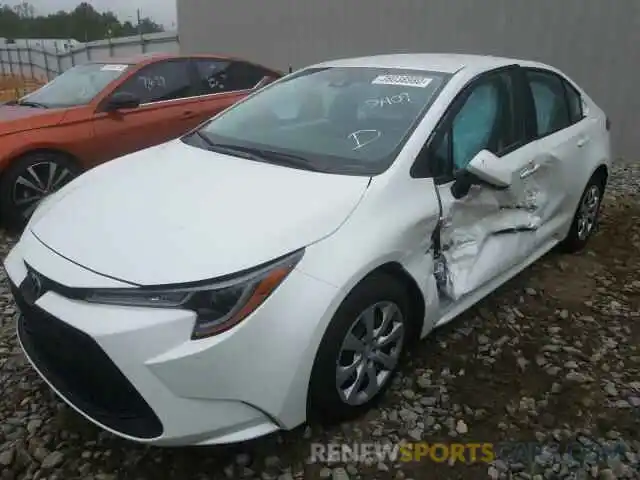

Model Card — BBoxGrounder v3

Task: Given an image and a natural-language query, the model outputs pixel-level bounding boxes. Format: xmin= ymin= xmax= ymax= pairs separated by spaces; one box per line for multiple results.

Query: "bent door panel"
xmin=523 ymin=68 xmax=588 ymax=240
xmin=435 ymin=142 xmax=544 ymax=302
xmin=524 ymin=129 xmax=578 ymax=245
xmin=427 ymin=67 xmax=557 ymax=303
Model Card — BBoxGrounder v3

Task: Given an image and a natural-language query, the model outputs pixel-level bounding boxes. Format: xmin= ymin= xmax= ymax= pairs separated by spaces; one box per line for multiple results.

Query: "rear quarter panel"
xmin=566 ymin=83 xmax=612 ymax=212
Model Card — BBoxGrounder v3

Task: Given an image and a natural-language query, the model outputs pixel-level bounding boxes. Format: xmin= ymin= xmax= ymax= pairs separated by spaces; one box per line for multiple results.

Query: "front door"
xmin=426 ymin=67 xmax=559 ymax=303
xmin=90 ymin=59 xmax=199 ymax=166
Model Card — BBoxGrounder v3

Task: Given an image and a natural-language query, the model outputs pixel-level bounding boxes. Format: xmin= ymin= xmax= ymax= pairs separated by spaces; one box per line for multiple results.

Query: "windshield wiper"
xmin=17 ymin=100 xmax=49 ymax=109
xmin=194 ymin=133 xmax=320 ymax=171
xmin=255 ymin=150 xmax=322 ymax=172
xmin=195 ymin=136 xmax=266 ymax=163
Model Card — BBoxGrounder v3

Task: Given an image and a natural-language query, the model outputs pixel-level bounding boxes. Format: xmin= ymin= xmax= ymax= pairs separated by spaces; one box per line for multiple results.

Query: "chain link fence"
xmin=0 ymin=31 xmax=179 ymax=100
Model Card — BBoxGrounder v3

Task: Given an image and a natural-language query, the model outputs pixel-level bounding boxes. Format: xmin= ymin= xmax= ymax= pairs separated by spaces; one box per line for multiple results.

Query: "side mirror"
xmin=450 ymin=150 xmax=512 ymax=199
xmin=104 ymin=91 xmax=140 ymax=112
xmin=466 ymin=150 xmax=512 ymax=188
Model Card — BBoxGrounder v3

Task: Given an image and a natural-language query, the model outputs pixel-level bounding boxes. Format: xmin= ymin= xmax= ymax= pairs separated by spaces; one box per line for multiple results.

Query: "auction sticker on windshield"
xmin=372 ymin=74 xmax=433 ymax=88
xmin=101 ymin=64 xmax=128 ymax=72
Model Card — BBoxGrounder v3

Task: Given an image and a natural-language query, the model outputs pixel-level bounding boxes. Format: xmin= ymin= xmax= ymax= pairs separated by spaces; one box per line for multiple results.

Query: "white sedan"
xmin=4 ymin=54 xmax=611 ymax=446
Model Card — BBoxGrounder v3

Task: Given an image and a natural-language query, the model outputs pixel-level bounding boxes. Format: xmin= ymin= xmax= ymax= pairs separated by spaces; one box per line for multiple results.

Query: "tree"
xmin=0 ymin=1 xmax=164 ymax=42
xmin=13 ymin=1 xmax=35 ymax=19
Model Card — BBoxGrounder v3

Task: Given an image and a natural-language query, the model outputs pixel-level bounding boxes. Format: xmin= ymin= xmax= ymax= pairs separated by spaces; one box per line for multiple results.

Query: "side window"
xmin=430 ymin=73 xmax=516 ymax=176
xmin=564 ymin=81 xmax=584 ymax=124
xmin=114 ymin=60 xmax=193 ymax=104
xmin=192 ymin=60 xmax=270 ymax=94
xmin=193 ymin=59 xmax=231 ymax=95
xmin=526 ymin=70 xmax=570 ymax=137
xmin=224 ymin=61 xmax=271 ymax=91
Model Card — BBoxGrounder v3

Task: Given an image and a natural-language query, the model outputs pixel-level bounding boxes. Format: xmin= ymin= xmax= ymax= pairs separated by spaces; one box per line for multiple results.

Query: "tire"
xmin=308 ymin=272 xmax=411 ymax=424
xmin=0 ymin=152 xmax=81 ymax=230
xmin=558 ymin=173 xmax=605 ymax=253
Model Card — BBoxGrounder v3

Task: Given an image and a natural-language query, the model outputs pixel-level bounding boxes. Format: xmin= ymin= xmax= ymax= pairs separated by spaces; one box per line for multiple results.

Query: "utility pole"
xmin=84 ymin=9 xmax=89 ymax=42
xmin=137 ymin=9 xmax=142 ymax=36
xmin=85 ymin=0 xmax=92 ymax=42
xmin=137 ymin=8 xmax=145 ymax=53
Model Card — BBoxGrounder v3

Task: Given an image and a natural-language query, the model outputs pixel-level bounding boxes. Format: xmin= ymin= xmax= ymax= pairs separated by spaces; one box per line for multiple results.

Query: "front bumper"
xmin=4 ymin=232 xmax=340 ymax=446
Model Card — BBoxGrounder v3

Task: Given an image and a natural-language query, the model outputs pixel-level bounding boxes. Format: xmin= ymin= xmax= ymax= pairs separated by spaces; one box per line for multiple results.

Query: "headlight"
xmin=84 ymin=249 xmax=304 ymax=339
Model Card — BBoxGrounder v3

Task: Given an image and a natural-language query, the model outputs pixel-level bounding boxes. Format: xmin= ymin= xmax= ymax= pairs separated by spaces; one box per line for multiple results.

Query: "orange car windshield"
xmin=19 ymin=63 xmax=130 ymax=109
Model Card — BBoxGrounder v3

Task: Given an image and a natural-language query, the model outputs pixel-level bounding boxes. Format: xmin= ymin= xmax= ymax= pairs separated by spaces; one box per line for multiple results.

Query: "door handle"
xmin=181 ymin=110 xmax=197 ymax=119
xmin=577 ymin=136 xmax=590 ymax=148
xmin=520 ymin=163 xmax=540 ymax=179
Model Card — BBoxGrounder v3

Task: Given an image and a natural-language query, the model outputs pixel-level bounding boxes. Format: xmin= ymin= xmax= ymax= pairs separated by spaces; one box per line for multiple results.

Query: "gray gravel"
xmin=1 ymin=158 xmax=639 ymax=480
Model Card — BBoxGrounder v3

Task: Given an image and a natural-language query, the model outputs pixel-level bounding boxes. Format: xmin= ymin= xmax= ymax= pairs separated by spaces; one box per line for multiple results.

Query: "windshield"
xmin=19 ymin=63 xmax=129 ymax=108
xmin=191 ymin=67 xmax=450 ymax=175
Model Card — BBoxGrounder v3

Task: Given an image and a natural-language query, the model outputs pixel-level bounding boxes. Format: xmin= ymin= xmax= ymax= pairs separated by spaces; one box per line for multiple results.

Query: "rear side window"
xmin=224 ymin=61 xmax=272 ymax=90
xmin=193 ymin=60 xmax=271 ymax=94
xmin=564 ymin=82 xmax=584 ymax=124
xmin=525 ymin=70 xmax=571 ymax=137
xmin=193 ymin=59 xmax=232 ymax=94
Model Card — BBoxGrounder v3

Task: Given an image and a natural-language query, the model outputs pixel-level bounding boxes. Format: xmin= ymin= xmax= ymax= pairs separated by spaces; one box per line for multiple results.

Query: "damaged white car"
xmin=5 ymin=54 xmax=611 ymax=446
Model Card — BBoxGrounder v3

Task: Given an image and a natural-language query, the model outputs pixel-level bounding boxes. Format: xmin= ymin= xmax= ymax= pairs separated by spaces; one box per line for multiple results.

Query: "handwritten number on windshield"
xmin=365 ymin=92 xmax=411 ymax=108
xmin=139 ymin=75 xmax=167 ymax=91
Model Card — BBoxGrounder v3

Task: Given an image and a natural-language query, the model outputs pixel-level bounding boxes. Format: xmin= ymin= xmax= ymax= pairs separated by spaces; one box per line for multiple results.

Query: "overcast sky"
xmin=7 ymin=0 xmax=177 ymax=29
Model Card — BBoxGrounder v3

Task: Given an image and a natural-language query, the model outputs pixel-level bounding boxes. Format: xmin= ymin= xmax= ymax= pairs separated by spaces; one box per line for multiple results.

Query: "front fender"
xmin=296 ymin=175 xmax=442 ymax=336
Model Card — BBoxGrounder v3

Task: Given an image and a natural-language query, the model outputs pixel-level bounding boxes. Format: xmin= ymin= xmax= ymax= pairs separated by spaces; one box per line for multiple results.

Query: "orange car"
xmin=0 ymin=53 xmax=282 ymax=227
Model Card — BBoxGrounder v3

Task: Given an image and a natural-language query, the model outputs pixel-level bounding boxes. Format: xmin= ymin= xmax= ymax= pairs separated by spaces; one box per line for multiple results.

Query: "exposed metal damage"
xmin=433 ymin=178 xmax=549 ymax=301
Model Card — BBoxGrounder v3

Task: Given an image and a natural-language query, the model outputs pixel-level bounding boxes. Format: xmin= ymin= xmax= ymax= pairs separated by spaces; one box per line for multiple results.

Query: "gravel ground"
xmin=1 ymin=159 xmax=638 ymax=480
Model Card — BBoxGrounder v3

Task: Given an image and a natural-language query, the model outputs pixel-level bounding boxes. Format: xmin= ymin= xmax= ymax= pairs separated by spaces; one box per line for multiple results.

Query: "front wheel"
xmin=559 ymin=174 xmax=605 ymax=253
xmin=0 ymin=152 xmax=80 ymax=229
xmin=308 ymin=273 xmax=411 ymax=423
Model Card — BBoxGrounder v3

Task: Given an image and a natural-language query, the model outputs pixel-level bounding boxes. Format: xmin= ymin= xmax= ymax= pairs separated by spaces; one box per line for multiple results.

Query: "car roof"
xmin=311 ymin=53 xmax=549 ymax=75
xmin=88 ymin=52 xmax=199 ymax=65
xmin=88 ymin=53 xmax=281 ymax=72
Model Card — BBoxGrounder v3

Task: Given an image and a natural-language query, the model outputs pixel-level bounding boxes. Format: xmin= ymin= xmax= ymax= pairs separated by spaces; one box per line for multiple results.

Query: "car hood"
xmin=30 ymin=140 xmax=370 ymax=285
xmin=0 ymin=104 xmax=65 ymax=135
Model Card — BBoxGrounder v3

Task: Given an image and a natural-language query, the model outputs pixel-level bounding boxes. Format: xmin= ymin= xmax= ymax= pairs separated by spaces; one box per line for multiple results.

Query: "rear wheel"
xmin=0 ymin=152 xmax=80 ymax=229
xmin=559 ymin=173 xmax=605 ymax=253
xmin=308 ymin=273 xmax=411 ymax=423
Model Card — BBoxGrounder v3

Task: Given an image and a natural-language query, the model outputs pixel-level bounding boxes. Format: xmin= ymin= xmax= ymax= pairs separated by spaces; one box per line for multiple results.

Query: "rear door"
xmin=189 ymin=58 xmax=279 ymax=124
xmin=521 ymin=68 xmax=591 ymax=238
xmin=90 ymin=59 xmax=198 ymax=164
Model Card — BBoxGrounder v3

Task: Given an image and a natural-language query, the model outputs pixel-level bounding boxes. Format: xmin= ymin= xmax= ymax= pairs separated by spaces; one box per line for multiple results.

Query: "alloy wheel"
xmin=576 ymin=184 xmax=601 ymax=240
xmin=335 ymin=301 xmax=405 ymax=406
xmin=12 ymin=161 xmax=73 ymax=219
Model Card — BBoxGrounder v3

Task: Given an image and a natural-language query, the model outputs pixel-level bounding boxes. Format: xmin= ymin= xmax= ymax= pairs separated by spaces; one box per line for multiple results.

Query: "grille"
xmin=12 ymin=278 xmax=163 ymax=439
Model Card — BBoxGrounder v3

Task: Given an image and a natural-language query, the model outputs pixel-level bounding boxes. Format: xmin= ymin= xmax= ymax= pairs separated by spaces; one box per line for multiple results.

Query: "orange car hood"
xmin=0 ymin=104 xmax=67 ymax=136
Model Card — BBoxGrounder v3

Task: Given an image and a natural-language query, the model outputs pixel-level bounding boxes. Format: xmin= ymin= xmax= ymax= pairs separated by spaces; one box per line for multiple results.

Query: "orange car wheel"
xmin=0 ymin=151 xmax=81 ymax=230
